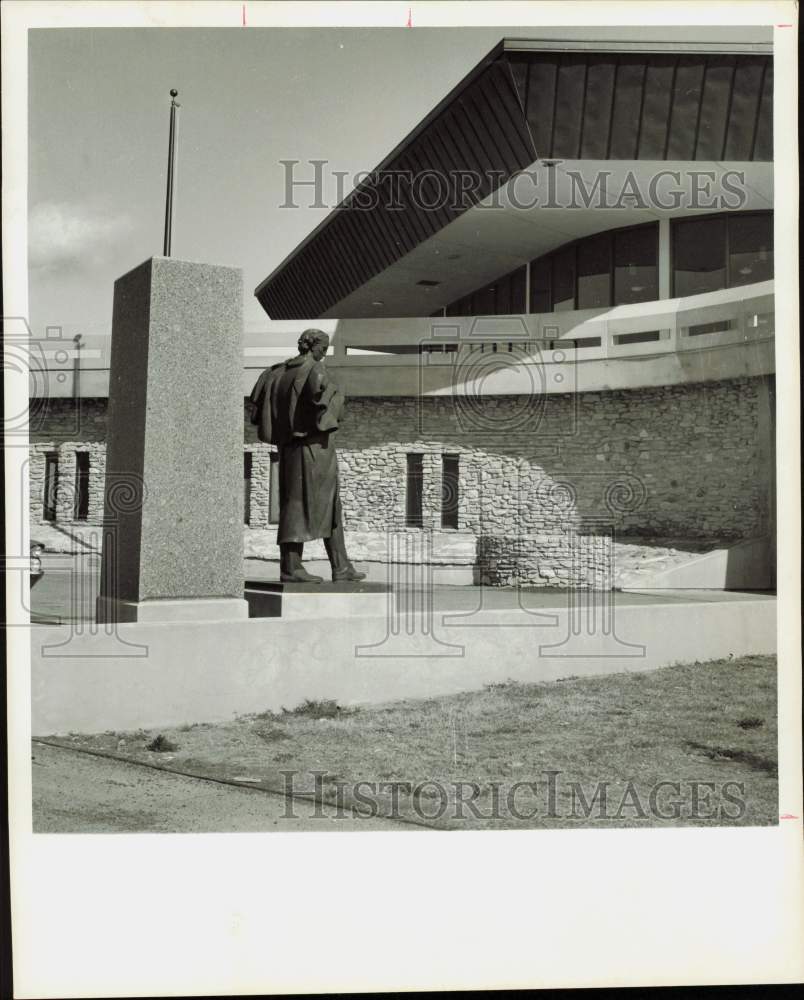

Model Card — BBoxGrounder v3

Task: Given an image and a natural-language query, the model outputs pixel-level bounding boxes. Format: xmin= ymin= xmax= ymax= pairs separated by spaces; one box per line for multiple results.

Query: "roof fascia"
xmin=255 ymin=39 xmax=506 ymax=297
xmin=501 ymin=37 xmax=773 ymax=54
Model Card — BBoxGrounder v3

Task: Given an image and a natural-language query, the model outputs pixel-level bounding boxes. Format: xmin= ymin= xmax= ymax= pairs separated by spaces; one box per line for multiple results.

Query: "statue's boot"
xmin=325 ymin=524 xmax=366 ymax=582
xmin=280 ymin=542 xmax=323 ymax=584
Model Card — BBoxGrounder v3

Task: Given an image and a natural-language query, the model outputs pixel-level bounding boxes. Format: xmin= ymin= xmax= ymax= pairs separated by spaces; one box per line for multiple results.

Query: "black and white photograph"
xmin=3 ymin=1 xmax=801 ymax=995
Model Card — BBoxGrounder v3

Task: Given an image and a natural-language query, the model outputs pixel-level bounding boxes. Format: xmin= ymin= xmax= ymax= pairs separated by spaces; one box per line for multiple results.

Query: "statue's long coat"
xmin=249 ymin=355 xmax=344 ymax=544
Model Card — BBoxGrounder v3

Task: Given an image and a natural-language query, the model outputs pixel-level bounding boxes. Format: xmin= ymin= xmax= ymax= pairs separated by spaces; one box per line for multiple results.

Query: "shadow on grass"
xmin=685 ymin=740 xmax=777 ymax=776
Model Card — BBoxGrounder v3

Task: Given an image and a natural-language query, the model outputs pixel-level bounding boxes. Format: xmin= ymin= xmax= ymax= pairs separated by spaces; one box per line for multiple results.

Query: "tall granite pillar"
xmin=97 ymin=257 xmax=248 ymax=623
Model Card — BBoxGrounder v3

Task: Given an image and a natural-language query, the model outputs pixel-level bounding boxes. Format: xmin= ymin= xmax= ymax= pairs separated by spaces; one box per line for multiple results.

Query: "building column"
xmin=524 ymin=260 xmax=531 ymax=313
xmin=658 ymin=217 xmax=671 ymax=299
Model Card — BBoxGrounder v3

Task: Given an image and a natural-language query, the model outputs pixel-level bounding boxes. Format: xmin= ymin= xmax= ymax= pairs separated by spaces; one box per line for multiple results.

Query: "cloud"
xmin=28 ymin=201 xmax=135 ymax=271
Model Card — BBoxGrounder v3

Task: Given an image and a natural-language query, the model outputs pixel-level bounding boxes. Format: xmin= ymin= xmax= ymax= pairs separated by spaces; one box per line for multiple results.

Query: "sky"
xmin=28 ymin=25 xmax=546 ymax=341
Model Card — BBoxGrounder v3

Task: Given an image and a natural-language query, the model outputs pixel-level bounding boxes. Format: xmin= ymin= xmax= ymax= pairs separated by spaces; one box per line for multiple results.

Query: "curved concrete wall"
xmin=319 ymin=282 xmax=774 ymax=397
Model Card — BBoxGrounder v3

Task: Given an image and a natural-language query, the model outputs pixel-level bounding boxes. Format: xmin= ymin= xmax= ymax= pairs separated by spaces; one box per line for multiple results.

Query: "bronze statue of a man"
xmin=249 ymin=329 xmax=365 ymax=584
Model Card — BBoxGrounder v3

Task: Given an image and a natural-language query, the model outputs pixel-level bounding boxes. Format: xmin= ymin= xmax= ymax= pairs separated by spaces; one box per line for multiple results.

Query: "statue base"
xmin=244 ymin=580 xmax=391 ymax=619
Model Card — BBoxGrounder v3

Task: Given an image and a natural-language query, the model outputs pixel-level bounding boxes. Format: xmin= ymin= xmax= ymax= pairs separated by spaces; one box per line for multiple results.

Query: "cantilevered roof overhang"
xmin=255 ymin=35 xmax=773 ymax=321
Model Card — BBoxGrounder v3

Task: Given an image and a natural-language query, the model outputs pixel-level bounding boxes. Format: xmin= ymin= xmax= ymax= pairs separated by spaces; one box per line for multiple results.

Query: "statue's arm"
xmin=248 ymin=368 xmax=270 ymax=424
xmin=307 ymin=363 xmax=343 ymax=432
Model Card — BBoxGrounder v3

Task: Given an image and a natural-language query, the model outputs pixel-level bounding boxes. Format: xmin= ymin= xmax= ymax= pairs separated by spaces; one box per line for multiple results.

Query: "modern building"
xmin=29 ymin=32 xmax=776 ymax=589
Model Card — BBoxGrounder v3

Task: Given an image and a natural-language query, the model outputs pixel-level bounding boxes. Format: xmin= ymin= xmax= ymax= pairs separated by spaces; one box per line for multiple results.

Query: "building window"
xmin=551 ymin=336 xmax=602 ymax=350
xmin=613 ymin=225 xmax=659 ymax=304
xmin=406 ymin=453 xmax=423 ymax=528
xmin=672 ymin=215 xmax=727 ymax=297
xmin=443 ymin=212 xmax=770 ymax=316
xmin=473 ymin=283 xmax=496 ymax=316
xmin=244 ymin=451 xmax=252 ymax=525
xmin=577 ymin=232 xmax=612 ymax=309
xmin=529 ymin=259 xmax=552 ymax=313
xmin=687 ymin=319 xmax=734 ymax=337
xmin=551 ymin=247 xmax=577 ymax=311
xmin=445 ymin=266 xmax=526 ymax=317
xmin=507 ymin=267 xmax=527 ymax=314
xmin=419 ymin=343 xmax=459 ymax=354
xmin=441 ymin=454 xmax=459 ymax=530
xmin=528 ymin=222 xmax=659 ymax=313
xmin=269 ymin=452 xmax=280 ymax=524
xmin=43 ymin=452 xmax=58 ymax=522
xmin=672 ymin=211 xmax=773 ymax=296
xmin=727 ymin=212 xmax=773 ymax=287
xmin=613 ymin=330 xmax=662 ymax=346
xmin=73 ymin=452 xmax=89 ymax=521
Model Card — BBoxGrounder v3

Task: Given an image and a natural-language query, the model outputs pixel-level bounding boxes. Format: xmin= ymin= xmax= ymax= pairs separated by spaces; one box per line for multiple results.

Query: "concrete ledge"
xmin=32 ymin=596 xmax=776 ymax=734
xmin=96 ymin=596 xmax=249 ymax=623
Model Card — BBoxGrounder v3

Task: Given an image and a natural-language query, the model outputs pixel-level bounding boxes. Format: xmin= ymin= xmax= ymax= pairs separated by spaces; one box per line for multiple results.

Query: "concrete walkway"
xmin=32 ymin=741 xmax=419 ymax=833
xmin=31 ymin=550 xmax=774 ymax=625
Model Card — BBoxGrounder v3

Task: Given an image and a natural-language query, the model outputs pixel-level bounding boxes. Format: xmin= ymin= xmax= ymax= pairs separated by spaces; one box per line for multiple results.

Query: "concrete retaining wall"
xmin=31 ymin=595 xmax=776 ymax=734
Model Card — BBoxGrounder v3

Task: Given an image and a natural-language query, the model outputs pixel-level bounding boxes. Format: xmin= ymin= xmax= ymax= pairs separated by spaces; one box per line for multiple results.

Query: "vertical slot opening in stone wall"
xmin=406 ymin=453 xmax=424 ymax=527
xmin=73 ymin=451 xmax=89 ymax=521
xmin=243 ymin=451 xmax=252 ymax=525
xmin=43 ymin=452 xmax=58 ymax=522
xmin=441 ymin=453 xmax=460 ymax=529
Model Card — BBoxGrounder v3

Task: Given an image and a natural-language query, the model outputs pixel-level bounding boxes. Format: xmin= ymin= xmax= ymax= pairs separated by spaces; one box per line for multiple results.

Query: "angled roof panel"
xmin=256 ymin=39 xmax=773 ymax=320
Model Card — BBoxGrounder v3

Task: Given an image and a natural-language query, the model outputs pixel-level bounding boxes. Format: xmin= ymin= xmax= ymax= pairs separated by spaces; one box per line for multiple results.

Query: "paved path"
xmin=32 ymin=741 xmax=418 ymax=833
xmin=31 ymin=552 xmax=773 ymax=624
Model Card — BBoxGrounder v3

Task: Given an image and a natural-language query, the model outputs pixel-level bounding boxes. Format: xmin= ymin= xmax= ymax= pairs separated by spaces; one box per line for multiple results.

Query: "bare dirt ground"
xmin=32 ymin=741 xmax=419 ymax=832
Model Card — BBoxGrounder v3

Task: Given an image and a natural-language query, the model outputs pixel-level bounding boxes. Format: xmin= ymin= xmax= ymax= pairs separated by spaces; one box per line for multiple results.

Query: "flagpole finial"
xmin=170 ymin=88 xmax=178 ymax=98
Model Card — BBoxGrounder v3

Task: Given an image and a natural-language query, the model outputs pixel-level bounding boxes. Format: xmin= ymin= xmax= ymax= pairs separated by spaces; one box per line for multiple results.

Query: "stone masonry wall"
xmin=30 ymin=399 xmax=107 ymax=527
xmin=31 ymin=378 xmax=772 ymax=584
xmin=332 ymin=377 xmax=770 ymax=541
xmin=247 ymin=444 xmax=274 ymax=529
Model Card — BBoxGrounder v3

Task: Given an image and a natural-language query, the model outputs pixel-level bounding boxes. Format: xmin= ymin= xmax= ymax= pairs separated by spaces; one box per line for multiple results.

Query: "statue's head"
xmin=297 ymin=329 xmax=330 ymax=361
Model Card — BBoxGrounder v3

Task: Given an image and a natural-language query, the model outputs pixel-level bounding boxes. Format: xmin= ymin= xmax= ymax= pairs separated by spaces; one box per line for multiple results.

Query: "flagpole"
xmin=163 ymin=89 xmax=180 ymax=256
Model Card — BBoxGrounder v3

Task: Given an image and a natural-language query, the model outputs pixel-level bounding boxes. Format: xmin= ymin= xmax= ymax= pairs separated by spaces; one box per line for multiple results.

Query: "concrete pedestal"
xmin=97 ymin=596 xmax=248 ymax=623
xmin=97 ymin=257 xmax=247 ymax=624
